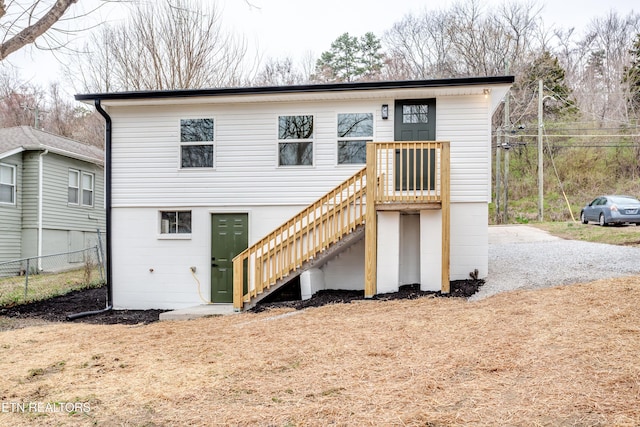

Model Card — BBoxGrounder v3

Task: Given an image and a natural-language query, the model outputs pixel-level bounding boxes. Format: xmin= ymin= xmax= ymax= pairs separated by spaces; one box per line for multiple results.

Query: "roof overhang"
xmin=0 ymin=147 xmax=24 ymax=161
xmin=0 ymin=145 xmax=103 ymax=166
xmin=75 ymin=76 xmax=515 ymax=108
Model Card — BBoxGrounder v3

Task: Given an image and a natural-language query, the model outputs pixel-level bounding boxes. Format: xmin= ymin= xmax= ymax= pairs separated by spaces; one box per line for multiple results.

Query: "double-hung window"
xmin=278 ymin=115 xmax=313 ymax=166
xmin=68 ymin=169 xmax=94 ymax=207
xmin=180 ymin=118 xmax=214 ymax=168
xmin=82 ymin=173 xmax=94 ymax=206
xmin=337 ymin=113 xmax=373 ymax=164
xmin=0 ymin=163 xmax=16 ymax=205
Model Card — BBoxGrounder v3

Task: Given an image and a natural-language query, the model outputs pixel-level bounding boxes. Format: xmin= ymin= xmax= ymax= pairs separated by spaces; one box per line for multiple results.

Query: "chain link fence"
xmin=0 ymin=245 xmax=105 ymax=307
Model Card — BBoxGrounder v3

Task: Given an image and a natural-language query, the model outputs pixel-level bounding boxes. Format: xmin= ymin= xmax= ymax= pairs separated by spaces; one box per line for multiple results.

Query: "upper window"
xmin=82 ymin=173 xmax=94 ymax=206
xmin=69 ymin=169 xmax=94 ymax=207
xmin=68 ymin=170 xmax=79 ymax=204
xmin=402 ymin=105 xmax=429 ymax=124
xmin=337 ymin=113 xmax=373 ymax=164
xmin=278 ymin=115 xmax=313 ymax=166
xmin=180 ymin=118 xmax=214 ymax=168
xmin=0 ymin=163 xmax=16 ymax=205
xmin=160 ymin=211 xmax=192 ymax=234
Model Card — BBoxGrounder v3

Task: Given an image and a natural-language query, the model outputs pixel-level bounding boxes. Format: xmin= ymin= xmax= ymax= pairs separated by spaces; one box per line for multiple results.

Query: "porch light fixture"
xmin=483 ymin=88 xmax=491 ymax=98
xmin=381 ymin=104 xmax=389 ymax=119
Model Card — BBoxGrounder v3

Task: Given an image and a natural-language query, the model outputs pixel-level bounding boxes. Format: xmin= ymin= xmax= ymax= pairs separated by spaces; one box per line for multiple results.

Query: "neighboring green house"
xmin=0 ymin=126 xmax=105 ymax=268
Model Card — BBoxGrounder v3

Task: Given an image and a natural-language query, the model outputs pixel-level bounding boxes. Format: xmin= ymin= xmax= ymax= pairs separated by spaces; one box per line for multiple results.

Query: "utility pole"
xmin=502 ymin=80 xmax=510 ymax=224
xmin=503 ymin=146 xmax=509 ymax=224
xmin=538 ymin=79 xmax=544 ymax=222
xmin=495 ymin=128 xmax=501 ymax=223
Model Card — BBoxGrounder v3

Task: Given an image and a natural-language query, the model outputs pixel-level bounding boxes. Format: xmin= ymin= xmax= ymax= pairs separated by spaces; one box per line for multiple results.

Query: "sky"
xmin=4 ymin=0 xmax=639 ymax=94
xmin=220 ymin=0 xmax=638 ymax=60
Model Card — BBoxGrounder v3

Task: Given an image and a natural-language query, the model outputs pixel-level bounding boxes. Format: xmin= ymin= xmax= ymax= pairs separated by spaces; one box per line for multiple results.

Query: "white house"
xmin=76 ymin=77 xmax=513 ymax=310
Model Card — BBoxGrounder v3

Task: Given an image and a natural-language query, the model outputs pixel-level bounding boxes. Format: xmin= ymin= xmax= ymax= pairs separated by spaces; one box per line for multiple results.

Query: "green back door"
xmin=394 ymin=99 xmax=436 ymax=141
xmin=211 ymin=213 xmax=248 ymax=303
xmin=394 ymin=99 xmax=437 ymax=190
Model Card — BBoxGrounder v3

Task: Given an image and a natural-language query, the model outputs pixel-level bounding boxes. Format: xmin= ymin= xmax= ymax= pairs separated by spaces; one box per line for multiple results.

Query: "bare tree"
xmin=383 ymin=0 xmax=542 ymax=79
xmin=0 ymin=0 xmax=84 ymax=61
xmin=254 ymin=57 xmax=305 ymax=86
xmin=569 ymin=11 xmax=640 ymax=124
xmin=0 ymin=68 xmax=44 ymax=126
xmin=66 ymin=0 xmax=250 ymax=92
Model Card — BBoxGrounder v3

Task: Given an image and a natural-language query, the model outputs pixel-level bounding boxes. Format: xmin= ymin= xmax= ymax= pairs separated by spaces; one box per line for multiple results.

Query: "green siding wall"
xmin=21 ymin=152 xmax=106 ymax=233
xmin=0 ymin=153 xmax=22 ymax=262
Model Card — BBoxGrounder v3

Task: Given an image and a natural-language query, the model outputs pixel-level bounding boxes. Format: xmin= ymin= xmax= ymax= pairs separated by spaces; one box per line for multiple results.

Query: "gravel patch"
xmin=471 ymin=229 xmax=640 ymax=301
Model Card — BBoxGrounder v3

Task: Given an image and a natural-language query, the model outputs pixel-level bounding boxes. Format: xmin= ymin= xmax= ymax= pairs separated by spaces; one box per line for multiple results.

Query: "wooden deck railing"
xmin=233 ymin=141 xmax=450 ymax=310
xmin=233 ymin=167 xmax=367 ymax=309
xmin=371 ymin=141 xmax=446 ymax=205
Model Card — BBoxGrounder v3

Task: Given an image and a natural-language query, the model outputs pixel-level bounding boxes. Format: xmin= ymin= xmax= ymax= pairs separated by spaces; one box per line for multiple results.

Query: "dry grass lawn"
xmin=1 ymin=277 xmax=640 ymax=426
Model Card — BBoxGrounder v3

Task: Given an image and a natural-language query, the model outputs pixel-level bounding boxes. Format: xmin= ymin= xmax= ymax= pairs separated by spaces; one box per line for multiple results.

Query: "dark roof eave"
xmin=75 ymin=76 xmax=515 ymax=102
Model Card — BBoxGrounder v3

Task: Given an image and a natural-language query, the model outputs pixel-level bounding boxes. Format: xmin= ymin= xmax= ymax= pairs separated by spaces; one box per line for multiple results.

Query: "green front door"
xmin=211 ymin=213 xmax=248 ymax=303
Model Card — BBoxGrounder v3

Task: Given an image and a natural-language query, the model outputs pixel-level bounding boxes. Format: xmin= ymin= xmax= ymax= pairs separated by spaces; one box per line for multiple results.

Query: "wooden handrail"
xmin=372 ymin=141 xmax=445 ymax=204
xmin=233 ymin=141 xmax=449 ymax=310
xmin=233 ymin=167 xmax=367 ymax=309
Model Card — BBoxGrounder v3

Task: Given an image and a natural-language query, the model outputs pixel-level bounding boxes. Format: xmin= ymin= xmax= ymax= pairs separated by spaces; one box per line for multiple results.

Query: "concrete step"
xmin=159 ymin=304 xmax=236 ymax=321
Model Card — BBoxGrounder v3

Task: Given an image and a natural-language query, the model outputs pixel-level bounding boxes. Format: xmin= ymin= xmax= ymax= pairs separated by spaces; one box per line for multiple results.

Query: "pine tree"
xmin=313 ymin=32 xmax=384 ymax=83
xmin=623 ymin=33 xmax=640 ymax=117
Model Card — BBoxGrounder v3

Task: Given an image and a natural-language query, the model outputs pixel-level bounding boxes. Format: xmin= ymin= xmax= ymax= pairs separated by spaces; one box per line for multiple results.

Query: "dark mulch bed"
xmin=250 ymin=278 xmax=484 ymax=313
xmin=0 ymin=278 xmax=483 ymax=325
xmin=0 ymin=286 xmax=165 ymax=326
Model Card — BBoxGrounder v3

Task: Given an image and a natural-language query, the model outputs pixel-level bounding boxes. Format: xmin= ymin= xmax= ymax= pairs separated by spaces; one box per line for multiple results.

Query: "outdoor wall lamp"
xmin=381 ymin=104 xmax=389 ymax=119
xmin=483 ymin=88 xmax=491 ymax=98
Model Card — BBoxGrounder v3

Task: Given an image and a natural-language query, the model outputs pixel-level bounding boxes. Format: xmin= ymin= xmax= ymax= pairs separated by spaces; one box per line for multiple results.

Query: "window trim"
xmin=81 ymin=172 xmax=94 ymax=207
xmin=336 ymin=112 xmax=374 ymax=166
xmin=68 ymin=169 xmax=80 ymax=206
xmin=68 ymin=169 xmax=95 ymax=208
xmin=0 ymin=162 xmax=16 ymax=205
xmin=158 ymin=210 xmax=193 ymax=239
xmin=179 ymin=118 xmax=215 ymax=169
xmin=277 ymin=114 xmax=315 ymax=167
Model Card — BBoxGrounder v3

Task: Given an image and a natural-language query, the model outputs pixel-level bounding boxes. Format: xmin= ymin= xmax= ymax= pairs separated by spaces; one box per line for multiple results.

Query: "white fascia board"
xmin=0 ymin=147 xmax=25 ymax=160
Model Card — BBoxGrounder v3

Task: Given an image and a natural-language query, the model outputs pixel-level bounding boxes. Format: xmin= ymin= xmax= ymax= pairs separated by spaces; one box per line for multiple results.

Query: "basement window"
xmin=160 ymin=211 xmax=192 ymax=235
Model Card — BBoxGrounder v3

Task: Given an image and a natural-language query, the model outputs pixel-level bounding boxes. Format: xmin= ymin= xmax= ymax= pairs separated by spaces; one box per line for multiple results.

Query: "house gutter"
xmin=67 ymin=99 xmax=113 ymax=320
xmin=37 ymin=149 xmax=49 ymax=271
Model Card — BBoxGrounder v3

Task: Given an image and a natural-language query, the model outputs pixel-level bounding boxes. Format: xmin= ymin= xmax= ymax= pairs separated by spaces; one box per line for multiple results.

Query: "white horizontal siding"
xmin=109 ymin=101 xmax=393 ymax=207
xmin=436 ymin=95 xmax=491 ymax=203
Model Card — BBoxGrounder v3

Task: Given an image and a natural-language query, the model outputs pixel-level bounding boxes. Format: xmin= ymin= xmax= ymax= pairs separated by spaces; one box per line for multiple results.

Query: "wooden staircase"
xmin=233 ymin=141 xmax=450 ymax=311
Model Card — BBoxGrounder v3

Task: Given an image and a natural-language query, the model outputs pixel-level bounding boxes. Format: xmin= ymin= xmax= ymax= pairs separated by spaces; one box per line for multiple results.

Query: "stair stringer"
xmin=241 ymin=224 xmax=365 ymax=311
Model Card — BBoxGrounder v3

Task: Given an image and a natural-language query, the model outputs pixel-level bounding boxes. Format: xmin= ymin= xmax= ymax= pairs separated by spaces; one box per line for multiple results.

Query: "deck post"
xmin=233 ymin=256 xmax=243 ymax=310
xmin=364 ymin=143 xmax=377 ymax=298
xmin=441 ymin=142 xmax=451 ymax=293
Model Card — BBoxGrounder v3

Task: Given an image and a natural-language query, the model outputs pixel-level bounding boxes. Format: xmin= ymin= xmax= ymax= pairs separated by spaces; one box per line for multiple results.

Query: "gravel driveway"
xmin=470 ymin=225 xmax=640 ymax=301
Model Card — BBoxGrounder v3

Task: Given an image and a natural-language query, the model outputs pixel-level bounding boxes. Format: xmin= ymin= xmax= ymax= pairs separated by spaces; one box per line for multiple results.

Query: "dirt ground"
xmin=0 ymin=279 xmax=482 ymax=329
xmin=0 ymin=276 xmax=638 ymax=426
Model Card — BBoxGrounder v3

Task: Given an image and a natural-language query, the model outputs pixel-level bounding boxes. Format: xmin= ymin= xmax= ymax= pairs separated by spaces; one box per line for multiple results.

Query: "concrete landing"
xmin=159 ymin=304 xmax=237 ymax=321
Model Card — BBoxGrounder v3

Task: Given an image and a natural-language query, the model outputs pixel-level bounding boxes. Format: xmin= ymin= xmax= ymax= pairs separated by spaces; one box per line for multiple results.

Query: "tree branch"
xmin=0 ymin=0 xmax=79 ymax=61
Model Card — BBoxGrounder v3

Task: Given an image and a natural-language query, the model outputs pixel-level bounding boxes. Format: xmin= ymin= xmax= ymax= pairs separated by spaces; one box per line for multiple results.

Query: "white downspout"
xmin=38 ymin=149 xmax=49 ymax=271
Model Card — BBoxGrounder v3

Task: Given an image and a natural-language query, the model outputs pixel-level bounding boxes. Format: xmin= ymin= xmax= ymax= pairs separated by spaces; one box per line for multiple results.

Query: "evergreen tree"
xmin=517 ymin=51 xmax=578 ymax=122
xmin=313 ymin=32 xmax=384 ymax=82
xmin=623 ymin=33 xmax=640 ymax=117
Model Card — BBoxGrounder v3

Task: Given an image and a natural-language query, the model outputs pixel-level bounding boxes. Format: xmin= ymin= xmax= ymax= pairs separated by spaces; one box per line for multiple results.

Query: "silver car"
xmin=580 ymin=195 xmax=640 ymax=226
